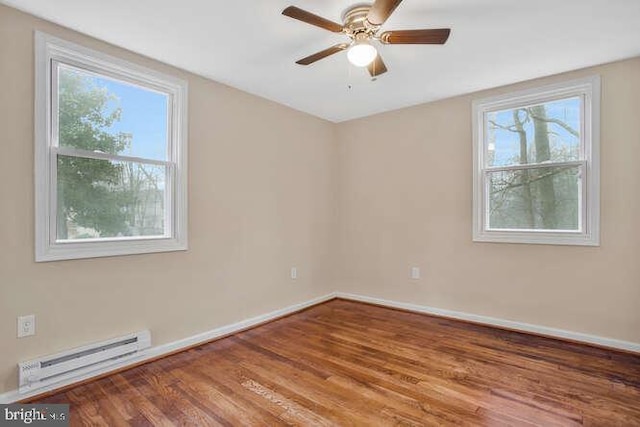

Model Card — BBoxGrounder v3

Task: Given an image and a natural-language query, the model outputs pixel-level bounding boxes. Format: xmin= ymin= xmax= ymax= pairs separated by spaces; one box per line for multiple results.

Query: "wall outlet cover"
xmin=18 ymin=315 xmax=36 ymax=338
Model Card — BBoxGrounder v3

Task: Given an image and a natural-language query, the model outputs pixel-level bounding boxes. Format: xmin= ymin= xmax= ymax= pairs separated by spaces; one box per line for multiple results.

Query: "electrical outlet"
xmin=410 ymin=267 xmax=420 ymax=280
xmin=17 ymin=315 xmax=36 ymax=338
xmin=290 ymin=267 xmax=297 ymax=280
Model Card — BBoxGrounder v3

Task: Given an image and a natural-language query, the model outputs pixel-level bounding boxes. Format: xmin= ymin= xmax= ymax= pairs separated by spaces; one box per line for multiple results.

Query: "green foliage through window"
xmin=56 ymin=66 xmax=166 ymax=240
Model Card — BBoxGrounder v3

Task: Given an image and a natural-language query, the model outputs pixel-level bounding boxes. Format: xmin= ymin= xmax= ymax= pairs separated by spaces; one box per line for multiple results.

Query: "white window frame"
xmin=472 ymin=76 xmax=600 ymax=246
xmin=35 ymin=32 xmax=188 ymax=262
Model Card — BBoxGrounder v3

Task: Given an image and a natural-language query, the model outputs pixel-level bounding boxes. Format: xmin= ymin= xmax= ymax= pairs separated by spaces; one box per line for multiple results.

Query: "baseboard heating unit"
xmin=19 ymin=330 xmax=151 ymax=394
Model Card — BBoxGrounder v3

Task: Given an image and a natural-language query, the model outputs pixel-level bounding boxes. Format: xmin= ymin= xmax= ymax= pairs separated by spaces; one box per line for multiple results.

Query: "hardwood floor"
xmin=37 ymin=299 xmax=640 ymax=426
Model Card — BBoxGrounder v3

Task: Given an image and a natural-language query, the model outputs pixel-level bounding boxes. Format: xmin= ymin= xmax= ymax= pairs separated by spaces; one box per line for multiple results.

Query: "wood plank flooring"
xmin=37 ymin=299 xmax=640 ymax=426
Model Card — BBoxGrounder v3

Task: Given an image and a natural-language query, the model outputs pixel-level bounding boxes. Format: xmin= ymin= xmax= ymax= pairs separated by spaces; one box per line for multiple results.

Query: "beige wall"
xmin=0 ymin=5 xmax=337 ymax=393
xmin=335 ymin=58 xmax=640 ymax=344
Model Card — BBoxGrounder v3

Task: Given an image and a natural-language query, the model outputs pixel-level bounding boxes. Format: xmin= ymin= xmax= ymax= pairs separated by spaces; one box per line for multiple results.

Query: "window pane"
xmin=485 ymin=97 xmax=581 ymax=167
xmin=57 ymin=155 xmax=166 ymax=240
xmin=488 ymin=165 xmax=581 ymax=231
xmin=58 ymin=65 xmax=168 ymax=161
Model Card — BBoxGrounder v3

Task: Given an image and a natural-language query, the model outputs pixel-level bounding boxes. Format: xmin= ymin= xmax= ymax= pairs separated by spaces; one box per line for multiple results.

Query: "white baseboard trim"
xmin=336 ymin=292 xmax=640 ymax=354
xmin=0 ymin=292 xmax=338 ymax=404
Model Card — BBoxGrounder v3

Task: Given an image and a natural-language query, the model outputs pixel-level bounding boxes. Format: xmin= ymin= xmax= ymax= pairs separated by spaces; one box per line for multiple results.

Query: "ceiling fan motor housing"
xmin=342 ymin=5 xmax=379 ymax=42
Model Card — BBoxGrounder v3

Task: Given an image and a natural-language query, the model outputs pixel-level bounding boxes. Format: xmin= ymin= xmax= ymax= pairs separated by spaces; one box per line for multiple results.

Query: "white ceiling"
xmin=3 ymin=0 xmax=640 ymax=122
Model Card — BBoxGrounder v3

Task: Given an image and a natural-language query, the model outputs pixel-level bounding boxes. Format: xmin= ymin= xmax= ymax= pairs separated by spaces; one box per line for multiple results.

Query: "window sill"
xmin=35 ymin=237 xmax=188 ymax=262
xmin=473 ymin=230 xmax=599 ymax=246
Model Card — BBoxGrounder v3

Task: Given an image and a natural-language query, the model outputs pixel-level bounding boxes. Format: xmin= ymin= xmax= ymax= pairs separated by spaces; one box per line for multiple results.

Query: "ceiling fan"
xmin=282 ymin=0 xmax=451 ymax=77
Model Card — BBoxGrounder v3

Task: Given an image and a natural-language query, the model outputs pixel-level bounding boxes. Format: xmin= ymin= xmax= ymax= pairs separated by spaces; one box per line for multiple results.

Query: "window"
xmin=472 ymin=77 xmax=600 ymax=246
xmin=35 ymin=33 xmax=188 ymax=261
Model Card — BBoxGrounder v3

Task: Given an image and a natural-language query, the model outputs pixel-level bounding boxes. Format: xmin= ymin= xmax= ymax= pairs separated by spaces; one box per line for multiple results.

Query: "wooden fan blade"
xmin=282 ymin=6 xmax=343 ymax=33
xmin=380 ymin=29 xmax=451 ymax=44
xmin=367 ymin=54 xmax=388 ymax=77
xmin=367 ymin=0 xmax=403 ymax=26
xmin=296 ymin=44 xmax=349 ymax=65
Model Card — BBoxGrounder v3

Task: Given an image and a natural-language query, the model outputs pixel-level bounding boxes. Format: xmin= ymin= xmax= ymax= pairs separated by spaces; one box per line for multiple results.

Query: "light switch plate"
xmin=410 ymin=267 xmax=420 ymax=280
xmin=290 ymin=267 xmax=297 ymax=280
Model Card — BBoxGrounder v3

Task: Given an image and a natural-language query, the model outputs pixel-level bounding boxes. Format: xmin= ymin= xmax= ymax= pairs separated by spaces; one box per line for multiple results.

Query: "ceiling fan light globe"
xmin=347 ymin=43 xmax=378 ymax=67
